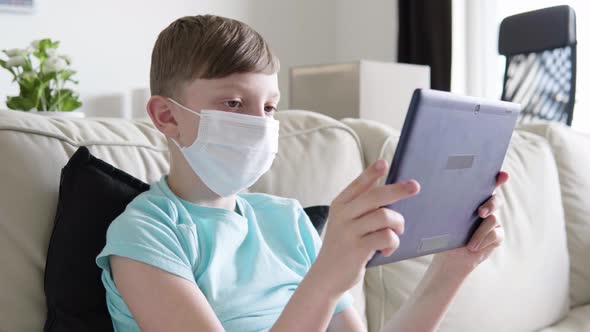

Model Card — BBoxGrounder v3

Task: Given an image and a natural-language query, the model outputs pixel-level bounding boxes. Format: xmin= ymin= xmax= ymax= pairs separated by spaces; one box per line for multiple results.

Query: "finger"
xmin=345 ymin=180 xmax=420 ymax=219
xmin=353 ymin=208 xmax=405 ymax=236
xmin=478 ymin=195 xmax=502 ymax=218
xmin=467 ymin=214 xmax=499 ymax=252
xmin=361 ymin=228 xmax=400 ymax=257
xmin=333 ymin=160 xmax=389 ymax=205
xmin=476 ymin=226 xmax=505 ymax=251
xmin=495 ymin=171 xmax=509 ymax=189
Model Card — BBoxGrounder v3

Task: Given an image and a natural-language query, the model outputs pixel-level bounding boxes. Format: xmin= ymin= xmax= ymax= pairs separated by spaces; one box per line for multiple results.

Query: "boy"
xmin=96 ymin=15 xmax=508 ymax=332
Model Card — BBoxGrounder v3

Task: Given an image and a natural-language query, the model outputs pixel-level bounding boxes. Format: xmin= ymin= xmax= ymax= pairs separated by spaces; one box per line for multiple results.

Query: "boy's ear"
xmin=146 ymin=96 xmax=180 ymax=140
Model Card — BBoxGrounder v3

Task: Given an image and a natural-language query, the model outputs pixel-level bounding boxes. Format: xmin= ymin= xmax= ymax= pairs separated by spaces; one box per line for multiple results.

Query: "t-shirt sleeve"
xmin=295 ymin=203 xmax=354 ymax=316
xmin=96 ymin=198 xmax=196 ymax=283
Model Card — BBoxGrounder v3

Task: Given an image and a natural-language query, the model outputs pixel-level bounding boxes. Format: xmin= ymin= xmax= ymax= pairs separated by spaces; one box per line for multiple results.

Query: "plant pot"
xmin=6 ymin=110 xmax=86 ymax=118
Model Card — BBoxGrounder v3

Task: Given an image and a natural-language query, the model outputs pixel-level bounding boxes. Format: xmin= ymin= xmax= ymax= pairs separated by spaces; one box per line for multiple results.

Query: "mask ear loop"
xmin=167 ymin=98 xmax=202 ymax=149
xmin=168 ymin=98 xmax=201 ymax=117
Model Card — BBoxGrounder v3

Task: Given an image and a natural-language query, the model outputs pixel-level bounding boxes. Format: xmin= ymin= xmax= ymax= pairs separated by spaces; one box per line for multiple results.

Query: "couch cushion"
xmin=252 ymin=110 xmax=365 ymax=206
xmin=341 ymin=118 xmax=400 ymax=174
xmin=0 ymin=111 xmax=169 ymax=332
xmin=538 ymin=305 xmax=590 ymax=332
xmin=350 ymin=119 xmax=569 ymax=332
xmin=0 ymin=110 xmax=368 ymax=331
xmin=520 ymin=123 xmax=590 ymax=307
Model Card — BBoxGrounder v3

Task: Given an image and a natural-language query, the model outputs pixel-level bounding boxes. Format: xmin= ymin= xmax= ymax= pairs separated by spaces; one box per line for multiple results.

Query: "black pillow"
xmin=43 ymin=147 xmax=326 ymax=332
xmin=44 ymin=147 xmax=149 ymax=332
xmin=302 ymin=205 xmax=330 ymax=234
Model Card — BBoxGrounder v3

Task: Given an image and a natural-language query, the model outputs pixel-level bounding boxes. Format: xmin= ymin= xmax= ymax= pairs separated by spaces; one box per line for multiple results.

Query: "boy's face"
xmin=149 ymin=72 xmax=280 ymax=148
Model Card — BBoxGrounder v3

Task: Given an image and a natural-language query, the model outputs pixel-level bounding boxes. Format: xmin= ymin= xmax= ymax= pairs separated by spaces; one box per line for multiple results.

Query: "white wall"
xmin=248 ymin=0 xmax=397 ymax=110
xmin=245 ymin=0 xmax=339 ymax=111
xmin=334 ymin=0 xmax=397 ymax=63
xmin=0 ymin=0 xmax=397 ymax=115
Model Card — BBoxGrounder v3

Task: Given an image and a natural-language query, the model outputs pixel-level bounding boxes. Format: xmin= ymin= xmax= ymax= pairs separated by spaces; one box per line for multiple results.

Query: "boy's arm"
xmin=111 ymin=255 xmax=225 ymax=332
xmin=270 ymin=260 xmax=344 ymax=332
xmin=380 ymin=258 xmax=467 ymax=332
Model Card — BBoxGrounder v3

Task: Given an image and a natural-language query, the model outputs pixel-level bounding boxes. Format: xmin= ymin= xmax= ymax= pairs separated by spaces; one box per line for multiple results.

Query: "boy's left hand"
xmin=432 ymin=171 xmax=510 ymax=275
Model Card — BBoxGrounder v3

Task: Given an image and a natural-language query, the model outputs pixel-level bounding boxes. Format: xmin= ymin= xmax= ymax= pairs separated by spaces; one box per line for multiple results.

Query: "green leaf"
xmin=47 ymin=88 xmax=72 ymax=111
xmin=60 ymin=69 xmax=76 ymax=82
xmin=39 ymin=71 xmax=56 ymax=83
xmin=39 ymin=39 xmax=53 ymax=50
xmin=33 ymin=50 xmax=47 ymax=62
xmin=31 ymin=80 xmax=50 ymax=110
xmin=59 ymin=95 xmax=82 ymax=112
xmin=22 ymin=54 xmax=33 ymax=72
xmin=34 ymin=38 xmax=57 ymax=61
xmin=6 ymin=96 xmax=36 ymax=111
xmin=18 ymin=79 xmax=36 ymax=96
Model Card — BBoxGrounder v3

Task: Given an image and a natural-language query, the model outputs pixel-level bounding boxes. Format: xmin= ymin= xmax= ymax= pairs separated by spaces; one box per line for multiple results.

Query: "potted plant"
xmin=0 ymin=38 xmax=83 ymax=117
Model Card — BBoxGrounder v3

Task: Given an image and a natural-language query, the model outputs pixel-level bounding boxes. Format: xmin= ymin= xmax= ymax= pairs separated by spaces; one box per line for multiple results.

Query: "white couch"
xmin=0 ymin=109 xmax=588 ymax=331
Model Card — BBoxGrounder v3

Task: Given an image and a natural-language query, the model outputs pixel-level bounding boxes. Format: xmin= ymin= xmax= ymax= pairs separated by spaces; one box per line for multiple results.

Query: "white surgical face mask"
xmin=168 ymin=98 xmax=280 ymax=197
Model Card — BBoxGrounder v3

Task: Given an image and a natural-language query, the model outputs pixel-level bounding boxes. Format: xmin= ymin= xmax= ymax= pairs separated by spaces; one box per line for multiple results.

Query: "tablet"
xmin=366 ymin=89 xmax=520 ymax=267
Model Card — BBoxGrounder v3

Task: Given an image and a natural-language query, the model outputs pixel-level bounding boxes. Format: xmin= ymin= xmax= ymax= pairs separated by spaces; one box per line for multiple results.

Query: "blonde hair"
xmin=150 ymin=15 xmax=279 ymax=99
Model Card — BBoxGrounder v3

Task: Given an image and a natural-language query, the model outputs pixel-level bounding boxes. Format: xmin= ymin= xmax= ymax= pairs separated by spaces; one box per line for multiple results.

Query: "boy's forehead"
xmin=188 ymin=72 xmax=280 ymax=97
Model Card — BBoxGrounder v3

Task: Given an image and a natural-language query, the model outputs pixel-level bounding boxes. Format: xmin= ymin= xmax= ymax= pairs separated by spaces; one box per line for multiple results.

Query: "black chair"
xmin=499 ymin=5 xmax=577 ymax=126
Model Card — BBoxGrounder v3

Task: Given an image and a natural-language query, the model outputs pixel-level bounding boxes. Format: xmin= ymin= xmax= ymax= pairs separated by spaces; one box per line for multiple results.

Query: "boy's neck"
xmin=166 ymin=148 xmax=236 ymax=211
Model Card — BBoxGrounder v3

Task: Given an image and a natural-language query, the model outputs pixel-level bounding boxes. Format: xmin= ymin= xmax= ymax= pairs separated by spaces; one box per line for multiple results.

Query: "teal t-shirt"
xmin=96 ymin=177 xmax=352 ymax=332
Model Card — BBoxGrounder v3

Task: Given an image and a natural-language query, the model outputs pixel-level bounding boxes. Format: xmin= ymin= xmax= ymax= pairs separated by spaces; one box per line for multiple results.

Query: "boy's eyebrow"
xmin=215 ymin=81 xmax=280 ymax=99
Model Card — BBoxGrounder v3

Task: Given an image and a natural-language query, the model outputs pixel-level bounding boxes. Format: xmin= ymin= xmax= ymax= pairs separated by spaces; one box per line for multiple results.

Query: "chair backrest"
xmin=499 ymin=5 xmax=577 ymax=126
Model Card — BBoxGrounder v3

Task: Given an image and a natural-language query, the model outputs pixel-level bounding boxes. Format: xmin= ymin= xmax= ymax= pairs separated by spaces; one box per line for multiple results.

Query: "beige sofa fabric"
xmin=252 ymin=111 xmax=365 ymax=206
xmin=351 ymin=119 xmax=570 ymax=332
xmin=540 ymin=305 xmax=590 ymax=332
xmin=0 ymin=110 xmax=369 ymax=331
xmin=0 ymin=112 xmax=170 ymax=332
xmin=520 ymin=123 xmax=590 ymax=308
xmin=341 ymin=117 xmax=400 ymax=181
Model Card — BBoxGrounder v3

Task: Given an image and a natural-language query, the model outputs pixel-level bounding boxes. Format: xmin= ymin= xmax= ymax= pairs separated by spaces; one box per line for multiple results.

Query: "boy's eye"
xmin=224 ymin=100 xmax=242 ymax=109
xmin=265 ymin=105 xmax=277 ymax=113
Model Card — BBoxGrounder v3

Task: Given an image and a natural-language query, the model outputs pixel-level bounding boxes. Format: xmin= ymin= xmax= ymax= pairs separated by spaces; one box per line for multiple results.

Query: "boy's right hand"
xmin=313 ymin=159 xmax=420 ymax=296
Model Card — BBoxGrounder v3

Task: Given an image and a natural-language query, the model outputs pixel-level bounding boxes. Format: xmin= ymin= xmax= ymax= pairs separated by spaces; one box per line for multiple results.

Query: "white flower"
xmin=46 ymin=48 xmax=58 ymax=57
xmin=6 ymin=55 xmax=26 ymax=67
xmin=30 ymin=40 xmax=41 ymax=49
xmin=4 ymin=48 xmax=26 ymax=57
xmin=43 ymin=56 xmax=67 ymax=73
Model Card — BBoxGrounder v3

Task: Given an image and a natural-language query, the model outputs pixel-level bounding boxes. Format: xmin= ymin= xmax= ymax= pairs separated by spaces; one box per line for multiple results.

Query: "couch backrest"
xmin=0 ymin=112 xmax=169 ymax=332
xmin=348 ymin=119 xmax=571 ymax=332
xmin=0 ymin=110 xmax=366 ymax=331
xmin=520 ymin=123 xmax=590 ymax=308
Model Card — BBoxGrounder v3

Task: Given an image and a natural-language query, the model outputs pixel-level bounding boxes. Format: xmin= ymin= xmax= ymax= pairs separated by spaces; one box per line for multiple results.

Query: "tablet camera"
xmin=474 ymin=104 xmax=480 ymax=115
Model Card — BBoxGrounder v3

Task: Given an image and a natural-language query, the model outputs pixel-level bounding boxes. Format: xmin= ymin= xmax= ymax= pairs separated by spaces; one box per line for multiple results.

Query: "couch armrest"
xmin=341 ymin=118 xmax=400 ymax=186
